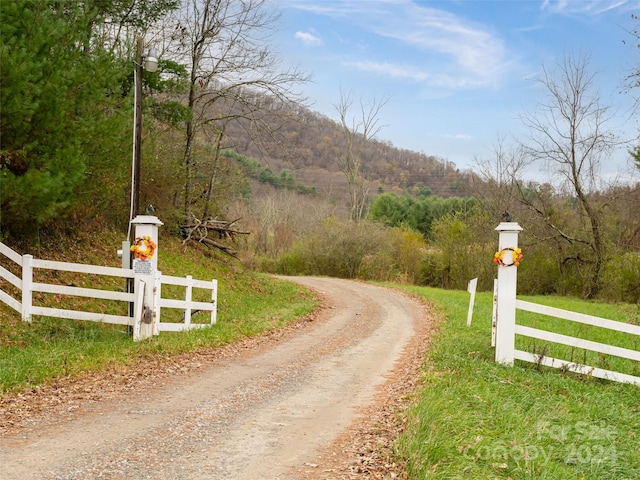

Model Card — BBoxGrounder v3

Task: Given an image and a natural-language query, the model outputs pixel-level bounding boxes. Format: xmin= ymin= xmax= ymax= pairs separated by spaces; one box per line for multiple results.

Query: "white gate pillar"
xmin=494 ymin=221 xmax=523 ymax=365
xmin=130 ymin=215 xmax=163 ymax=341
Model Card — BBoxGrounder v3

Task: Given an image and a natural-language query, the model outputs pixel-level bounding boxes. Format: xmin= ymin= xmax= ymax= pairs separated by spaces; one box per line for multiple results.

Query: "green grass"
xmin=0 ymin=237 xmax=317 ymax=394
xmin=2 ymin=238 xmax=639 ymax=480
xmin=391 ymin=286 xmax=640 ymax=480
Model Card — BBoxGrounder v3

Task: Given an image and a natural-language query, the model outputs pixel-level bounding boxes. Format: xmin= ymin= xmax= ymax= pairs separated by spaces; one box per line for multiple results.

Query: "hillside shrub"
xmin=271 ymin=219 xmax=428 ymax=281
xmin=303 ymin=219 xmax=386 ymax=278
xmin=514 ymin=245 xmax=560 ymax=295
xmin=359 ymin=225 xmax=426 ymax=283
xmin=270 ymin=242 xmax=308 ymax=275
xmin=418 ymin=213 xmax=495 ymax=290
xmin=600 ymin=252 xmax=640 ymax=303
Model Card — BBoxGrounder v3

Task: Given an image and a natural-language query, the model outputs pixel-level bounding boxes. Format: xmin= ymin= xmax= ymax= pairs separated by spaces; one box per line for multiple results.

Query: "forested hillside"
xmin=1 ymin=0 xmax=639 ymax=303
xmin=0 ymin=0 xmax=466 ymax=238
xmin=222 ymin=105 xmax=466 ymax=198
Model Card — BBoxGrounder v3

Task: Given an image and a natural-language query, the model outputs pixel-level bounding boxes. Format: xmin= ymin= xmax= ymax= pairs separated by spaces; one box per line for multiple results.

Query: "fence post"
xmin=130 ymin=215 xmax=163 ymax=341
xmin=211 ymin=279 xmax=218 ymax=325
xmin=494 ymin=221 xmax=523 ymax=365
xmin=21 ymin=254 xmax=33 ymax=322
xmin=153 ymin=270 xmax=162 ymax=336
xmin=491 ymin=279 xmax=498 ymax=347
xmin=132 ymin=278 xmax=146 ymax=342
xmin=184 ymin=275 xmax=192 ymax=327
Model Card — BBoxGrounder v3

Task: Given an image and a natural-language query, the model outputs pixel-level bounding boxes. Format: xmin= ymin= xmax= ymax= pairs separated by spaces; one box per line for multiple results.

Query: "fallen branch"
xmin=180 ymin=216 xmax=250 ymax=258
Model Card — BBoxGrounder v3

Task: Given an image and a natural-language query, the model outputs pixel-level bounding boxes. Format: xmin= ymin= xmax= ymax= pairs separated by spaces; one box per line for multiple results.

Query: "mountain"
xmin=216 ymin=101 xmax=469 ymax=201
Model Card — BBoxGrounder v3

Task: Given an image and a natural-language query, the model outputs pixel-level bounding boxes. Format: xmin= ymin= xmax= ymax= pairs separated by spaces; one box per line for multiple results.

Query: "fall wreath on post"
xmin=493 ymin=247 xmax=523 ymax=267
xmin=130 ymin=235 xmax=157 ymax=261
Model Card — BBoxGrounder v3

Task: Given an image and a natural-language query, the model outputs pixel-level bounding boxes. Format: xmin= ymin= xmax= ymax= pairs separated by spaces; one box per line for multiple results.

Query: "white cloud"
xmin=344 ymin=61 xmax=429 ymax=82
xmin=285 ymin=0 xmax=514 ymax=89
xmin=541 ymin=0 xmax=631 ymax=15
xmin=344 ymin=60 xmax=491 ymax=89
xmin=374 ymin=3 xmax=508 ymax=80
xmin=294 ymin=30 xmax=323 ymax=46
xmin=444 ymin=133 xmax=474 ymax=141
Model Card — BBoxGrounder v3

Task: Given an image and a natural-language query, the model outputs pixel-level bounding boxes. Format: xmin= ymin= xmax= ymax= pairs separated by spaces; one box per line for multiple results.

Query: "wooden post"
xmin=491 ymin=279 xmax=498 ymax=347
xmin=132 ymin=278 xmax=146 ymax=342
xmin=153 ymin=270 xmax=162 ymax=336
xmin=132 ymin=37 xmax=143 ymax=222
xmin=494 ymin=222 xmax=523 ymax=365
xmin=466 ymin=277 xmax=478 ymax=326
xmin=131 ymin=215 xmax=163 ymax=341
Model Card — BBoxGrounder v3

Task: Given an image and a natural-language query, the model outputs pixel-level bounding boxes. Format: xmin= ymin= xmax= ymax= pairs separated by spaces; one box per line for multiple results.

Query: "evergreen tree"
xmin=1 ymin=1 xmax=114 ymax=233
xmin=0 ymin=0 xmax=177 ymax=236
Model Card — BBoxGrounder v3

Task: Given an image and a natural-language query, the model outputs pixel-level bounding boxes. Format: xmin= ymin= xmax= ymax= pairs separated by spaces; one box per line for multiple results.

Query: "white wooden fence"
xmin=512 ymin=300 xmax=640 ymax=386
xmin=490 ymin=222 xmax=640 ymax=387
xmin=155 ymin=272 xmax=217 ymax=332
xmin=0 ymin=242 xmax=217 ymax=340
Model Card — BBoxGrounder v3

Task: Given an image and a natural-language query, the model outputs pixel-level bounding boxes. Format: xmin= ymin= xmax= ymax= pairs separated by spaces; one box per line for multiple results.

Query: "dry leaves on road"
xmin=1 ymin=290 xmax=439 ymax=480
xmin=296 ymin=293 xmax=438 ymax=480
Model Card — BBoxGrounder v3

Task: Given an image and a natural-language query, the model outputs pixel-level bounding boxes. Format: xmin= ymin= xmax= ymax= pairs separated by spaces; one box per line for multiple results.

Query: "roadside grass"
xmin=2 ymin=233 xmax=639 ymax=480
xmin=0 ymin=237 xmax=316 ymax=394
xmin=392 ymin=286 xmax=640 ymax=480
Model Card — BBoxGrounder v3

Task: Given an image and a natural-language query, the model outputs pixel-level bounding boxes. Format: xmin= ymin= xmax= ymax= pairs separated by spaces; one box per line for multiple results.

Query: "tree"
xmin=335 ymin=91 xmax=387 ymax=221
xmin=632 ymin=145 xmax=640 ymax=172
xmin=469 ymin=138 xmax=528 ymax=223
xmin=368 ymin=192 xmax=412 ymax=228
xmin=520 ymin=53 xmax=620 ymax=299
xmin=165 ymin=0 xmax=309 ymax=219
xmin=0 ymin=0 xmax=179 ymax=236
xmin=622 ymin=13 xmax=640 ymax=112
xmin=622 ymin=13 xmax=640 ymax=173
xmin=1 ymin=1 xmax=121 ymax=234
xmin=368 ymin=191 xmax=477 ymax=239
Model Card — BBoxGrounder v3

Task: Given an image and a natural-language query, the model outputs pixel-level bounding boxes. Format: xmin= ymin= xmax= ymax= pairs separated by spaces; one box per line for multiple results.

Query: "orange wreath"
xmin=493 ymin=247 xmax=523 ymax=267
xmin=130 ymin=235 xmax=157 ymax=261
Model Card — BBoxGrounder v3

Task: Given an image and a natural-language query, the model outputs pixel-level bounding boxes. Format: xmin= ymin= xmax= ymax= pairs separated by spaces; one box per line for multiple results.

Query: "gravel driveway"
xmin=1 ymin=277 xmax=435 ymax=480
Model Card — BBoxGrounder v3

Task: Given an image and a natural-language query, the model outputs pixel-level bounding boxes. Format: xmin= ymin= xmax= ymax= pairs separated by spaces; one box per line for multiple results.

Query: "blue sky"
xmin=272 ymin=0 xmax=639 ymax=182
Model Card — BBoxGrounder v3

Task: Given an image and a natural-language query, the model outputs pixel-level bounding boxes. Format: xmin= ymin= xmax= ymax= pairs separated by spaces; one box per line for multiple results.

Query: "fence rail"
xmin=516 ymin=300 xmax=640 ymax=335
xmin=156 ymin=272 xmax=217 ymax=332
xmin=33 ymin=258 xmax=132 ymax=277
xmin=0 ymin=242 xmax=22 ymax=264
xmin=0 ymin=242 xmax=217 ymax=340
xmin=513 ymin=350 xmax=640 ymax=385
xmin=491 ymin=222 xmax=639 ymax=387
xmin=512 ymin=301 xmax=640 ymax=386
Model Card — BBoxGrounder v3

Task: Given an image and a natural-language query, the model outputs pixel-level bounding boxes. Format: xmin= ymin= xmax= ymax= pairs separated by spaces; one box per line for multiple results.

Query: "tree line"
xmin=1 ymin=0 xmax=310 ymax=237
xmin=1 ymin=2 xmax=639 ymax=303
xmin=232 ymin=53 xmax=640 ymax=303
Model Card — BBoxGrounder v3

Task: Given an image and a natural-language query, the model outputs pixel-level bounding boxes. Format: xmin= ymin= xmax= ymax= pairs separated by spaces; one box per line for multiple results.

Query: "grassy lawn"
xmin=2 ymin=239 xmax=639 ymax=480
xmin=392 ymin=285 xmax=640 ymax=480
xmin=0 ymin=237 xmax=317 ymax=394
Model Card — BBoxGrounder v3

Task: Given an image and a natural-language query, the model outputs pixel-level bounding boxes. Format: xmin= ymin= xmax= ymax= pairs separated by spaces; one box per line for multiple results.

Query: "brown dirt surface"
xmin=0 ymin=277 xmax=438 ymax=480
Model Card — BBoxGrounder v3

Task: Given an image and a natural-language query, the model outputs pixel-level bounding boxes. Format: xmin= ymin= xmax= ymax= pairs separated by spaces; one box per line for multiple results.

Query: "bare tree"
xmin=622 ymin=13 xmax=640 ymax=170
xmin=520 ymin=52 xmax=620 ymax=298
xmin=166 ymin=0 xmax=309 ymax=218
xmin=334 ymin=91 xmax=387 ymax=221
xmin=622 ymin=13 xmax=640 ymax=113
xmin=470 ymin=137 xmax=527 ymax=221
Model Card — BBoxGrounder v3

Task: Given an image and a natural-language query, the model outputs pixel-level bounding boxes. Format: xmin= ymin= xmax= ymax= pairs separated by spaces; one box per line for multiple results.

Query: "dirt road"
xmin=1 ymin=277 xmax=432 ymax=479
